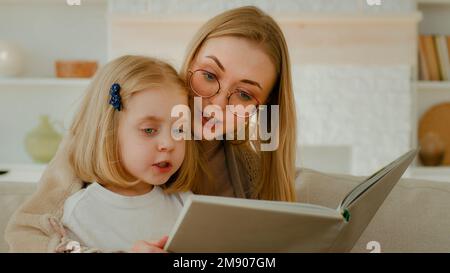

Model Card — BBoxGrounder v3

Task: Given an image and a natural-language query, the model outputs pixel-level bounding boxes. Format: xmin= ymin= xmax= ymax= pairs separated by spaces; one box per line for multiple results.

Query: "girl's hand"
xmin=131 ymin=236 xmax=169 ymax=253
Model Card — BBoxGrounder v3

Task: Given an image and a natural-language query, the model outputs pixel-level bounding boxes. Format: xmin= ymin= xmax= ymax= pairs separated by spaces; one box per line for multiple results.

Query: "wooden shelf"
xmin=417 ymin=0 xmax=450 ymax=4
xmin=415 ymin=81 xmax=450 ymax=125
xmin=416 ymin=81 xmax=450 ymax=91
xmin=411 ymin=166 xmax=450 ymax=173
xmin=0 ymin=0 xmax=106 ymax=5
xmin=0 ymin=163 xmax=46 ymax=183
xmin=408 ymin=166 xmax=450 ymax=183
xmin=0 ymin=77 xmax=90 ymax=88
xmin=110 ymin=12 xmax=423 ymax=25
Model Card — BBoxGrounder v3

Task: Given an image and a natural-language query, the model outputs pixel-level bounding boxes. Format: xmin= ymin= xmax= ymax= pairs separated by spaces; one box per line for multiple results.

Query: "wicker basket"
xmin=55 ymin=60 xmax=98 ymax=78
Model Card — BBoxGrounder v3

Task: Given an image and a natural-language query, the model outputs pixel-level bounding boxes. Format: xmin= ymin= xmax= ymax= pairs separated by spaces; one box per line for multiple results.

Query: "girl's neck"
xmin=103 ymin=181 xmax=153 ymax=197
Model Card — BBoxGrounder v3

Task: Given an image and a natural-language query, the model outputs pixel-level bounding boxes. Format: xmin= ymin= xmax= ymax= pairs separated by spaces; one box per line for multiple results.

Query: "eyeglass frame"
xmin=187 ymin=69 xmax=261 ymax=117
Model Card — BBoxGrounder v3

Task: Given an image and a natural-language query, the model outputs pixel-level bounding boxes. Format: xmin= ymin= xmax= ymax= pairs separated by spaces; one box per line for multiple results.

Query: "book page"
xmin=338 ymin=149 xmax=417 ymax=211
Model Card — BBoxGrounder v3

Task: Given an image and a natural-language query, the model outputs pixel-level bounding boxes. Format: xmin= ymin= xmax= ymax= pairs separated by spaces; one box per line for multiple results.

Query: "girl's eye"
xmin=143 ymin=128 xmax=157 ymax=136
xmin=173 ymin=127 xmax=184 ymax=134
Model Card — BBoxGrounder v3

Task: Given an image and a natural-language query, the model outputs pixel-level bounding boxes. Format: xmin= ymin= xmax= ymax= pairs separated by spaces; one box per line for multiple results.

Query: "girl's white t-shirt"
xmin=62 ymin=182 xmax=192 ymax=252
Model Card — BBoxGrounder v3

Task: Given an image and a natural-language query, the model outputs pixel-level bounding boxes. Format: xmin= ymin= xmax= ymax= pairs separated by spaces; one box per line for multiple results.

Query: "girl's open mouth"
xmin=152 ymin=161 xmax=173 ymax=174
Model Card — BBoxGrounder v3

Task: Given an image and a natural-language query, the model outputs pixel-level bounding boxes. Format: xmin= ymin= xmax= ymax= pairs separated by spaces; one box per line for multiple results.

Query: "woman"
xmin=5 ymin=6 xmax=297 ymax=252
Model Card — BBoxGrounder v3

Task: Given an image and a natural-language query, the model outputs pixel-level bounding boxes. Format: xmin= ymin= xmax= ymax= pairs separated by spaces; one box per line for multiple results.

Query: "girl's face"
xmin=189 ymin=36 xmax=277 ymax=139
xmin=118 ymin=87 xmax=187 ymax=187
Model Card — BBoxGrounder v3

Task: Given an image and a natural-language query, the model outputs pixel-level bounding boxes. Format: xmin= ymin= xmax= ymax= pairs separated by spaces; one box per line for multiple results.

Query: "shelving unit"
xmin=411 ymin=0 xmax=450 ymax=181
xmin=415 ymin=81 xmax=450 ymax=119
xmin=0 ymin=0 xmax=106 ymax=164
xmin=110 ymin=12 xmax=423 ymax=24
xmin=417 ymin=0 xmax=450 ymax=4
xmin=0 ymin=163 xmax=46 ymax=184
xmin=0 ymin=78 xmax=90 ymax=88
xmin=416 ymin=80 xmax=450 ymax=89
xmin=407 ymin=166 xmax=450 ymax=183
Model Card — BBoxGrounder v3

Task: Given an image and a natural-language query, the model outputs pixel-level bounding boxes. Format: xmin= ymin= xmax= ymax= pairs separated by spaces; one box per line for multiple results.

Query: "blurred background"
xmin=0 ymin=0 xmax=449 ymax=183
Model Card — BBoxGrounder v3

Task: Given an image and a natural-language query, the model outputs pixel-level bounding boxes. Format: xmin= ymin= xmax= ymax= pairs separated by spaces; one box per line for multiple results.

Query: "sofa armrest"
xmin=0 ymin=182 xmax=37 ymax=253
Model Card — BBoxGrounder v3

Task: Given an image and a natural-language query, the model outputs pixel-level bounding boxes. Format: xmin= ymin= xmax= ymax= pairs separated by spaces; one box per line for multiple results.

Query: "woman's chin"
xmin=193 ymin=121 xmax=226 ymax=140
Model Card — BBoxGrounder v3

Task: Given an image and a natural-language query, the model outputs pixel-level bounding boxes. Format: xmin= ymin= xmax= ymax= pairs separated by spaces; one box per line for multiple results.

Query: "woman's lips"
xmin=202 ymin=116 xmax=211 ymax=126
xmin=201 ymin=114 xmax=222 ymax=129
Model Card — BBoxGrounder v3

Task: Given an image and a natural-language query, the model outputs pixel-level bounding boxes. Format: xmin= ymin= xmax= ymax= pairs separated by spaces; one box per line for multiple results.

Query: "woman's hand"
xmin=131 ymin=236 xmax=169 ymax=253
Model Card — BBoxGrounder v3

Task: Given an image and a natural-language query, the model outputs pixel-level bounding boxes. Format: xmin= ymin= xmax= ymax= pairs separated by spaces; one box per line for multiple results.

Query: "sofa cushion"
xmin=296 ymin=168 xmax=450 ymax=252
xmin=2 ymin=168 xmax=450 ymax=252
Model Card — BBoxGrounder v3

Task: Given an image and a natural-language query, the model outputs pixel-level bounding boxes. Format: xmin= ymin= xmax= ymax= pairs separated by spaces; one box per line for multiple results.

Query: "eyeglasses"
xmin=188 ymin=69 xmax=260 ymax=117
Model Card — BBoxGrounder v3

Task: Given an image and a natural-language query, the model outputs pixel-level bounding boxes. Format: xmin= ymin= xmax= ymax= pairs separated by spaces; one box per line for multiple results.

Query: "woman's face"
xmin=189 ymin=36 xmax=277 ymax=139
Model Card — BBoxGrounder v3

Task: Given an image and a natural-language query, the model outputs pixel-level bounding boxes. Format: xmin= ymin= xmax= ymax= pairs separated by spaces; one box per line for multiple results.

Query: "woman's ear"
xmin=264 ymin=84 xmax=278 ymax=104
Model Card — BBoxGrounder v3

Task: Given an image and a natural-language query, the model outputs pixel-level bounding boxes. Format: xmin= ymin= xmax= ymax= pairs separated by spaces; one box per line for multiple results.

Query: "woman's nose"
xmin=204 ymin=87 xmax=229 ymax=110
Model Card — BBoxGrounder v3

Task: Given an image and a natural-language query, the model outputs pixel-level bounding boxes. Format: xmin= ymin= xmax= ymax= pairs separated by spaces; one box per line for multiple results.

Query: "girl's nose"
xmin=157 ymin=134 xmax=175 ymax=152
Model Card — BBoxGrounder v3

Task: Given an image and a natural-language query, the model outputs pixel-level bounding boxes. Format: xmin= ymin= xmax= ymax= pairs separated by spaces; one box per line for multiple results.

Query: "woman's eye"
xmin=202 ymin=71 xmax=216 ymax=82
xmin=237 ymin=90 xmax=252 ymax=101
xmin=143 ymin=128 xmax=157 ymax=135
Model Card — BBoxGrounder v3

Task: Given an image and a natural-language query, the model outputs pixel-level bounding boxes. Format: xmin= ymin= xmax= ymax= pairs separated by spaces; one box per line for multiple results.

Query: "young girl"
xmin=55 ymin=55 xmax=200 ymax=252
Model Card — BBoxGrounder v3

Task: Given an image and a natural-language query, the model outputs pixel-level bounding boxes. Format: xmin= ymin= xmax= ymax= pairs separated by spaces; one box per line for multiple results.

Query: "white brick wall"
xmin=293 ymin=65 xmax=412 ymax=175
xmin=109 ymin=0 xmax=416 ymax=14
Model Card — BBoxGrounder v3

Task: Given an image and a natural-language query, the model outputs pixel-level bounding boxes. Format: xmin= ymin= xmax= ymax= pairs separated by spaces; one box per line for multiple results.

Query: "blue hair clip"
xmin=109 ymin=83 xmax=122 ymax=111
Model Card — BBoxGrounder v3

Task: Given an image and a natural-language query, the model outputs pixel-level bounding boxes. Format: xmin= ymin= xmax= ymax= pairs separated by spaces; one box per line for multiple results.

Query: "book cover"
xmin=447 ymin=36 xmax=450 ymax=77
xmin=165 ymin=150 xmax=418 ymax=253
xmin=435 ymin=35 xmax=450 ymax=81
xmin=423 ymin=35 xmax=441 ymax=81
xmin=419 ymin=35 xmax=430 ymax=81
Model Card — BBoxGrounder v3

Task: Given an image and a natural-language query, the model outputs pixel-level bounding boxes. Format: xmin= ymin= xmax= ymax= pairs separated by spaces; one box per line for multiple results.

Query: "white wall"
xmin=0 ymin=0 xmax=418 ymax=175
xmin=0 ymin=0 xmax=107 ymax=164
xmin=294 ymin=65 xmax=412 ymax=175
xmin=108 ymin=0 xmax=418 ymax=175
xmin=0 ymin=1 xmax=107 ymax=77
xmin=0 ymin=83 xmax=85 ymax=163
xmin=109 ymin=0 xmax=416 ymax=14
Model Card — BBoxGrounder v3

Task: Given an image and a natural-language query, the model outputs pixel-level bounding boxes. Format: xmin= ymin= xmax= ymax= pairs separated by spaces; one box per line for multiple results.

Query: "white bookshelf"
xmin=0 ymin=0 xmax=105 ymax=163
xmin=0 ymin=163 xmax=46 ymax=183
xmin=411 ymin=0 xmax=450 ymax=181
xmin=416 ymin=80 xmax=450 ymax=89
xmin=417 ymin=0 xmax=450 ymax=4
xmin=416 ymin=81 xmax=450 ymax=120
xmin=0 ymin=78 xmax=90 ymax=88
xmin=407 ymin=166 xmax=450 ymax=183
xmin=110 ymin=12 xmax=422 ymax=24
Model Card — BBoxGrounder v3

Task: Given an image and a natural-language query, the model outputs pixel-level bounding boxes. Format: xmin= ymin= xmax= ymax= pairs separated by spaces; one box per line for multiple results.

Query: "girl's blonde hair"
xmin=181 ymin=6 xmax=297 ymax=201
xmin=69 ymin=55 xmax=200 ymax=193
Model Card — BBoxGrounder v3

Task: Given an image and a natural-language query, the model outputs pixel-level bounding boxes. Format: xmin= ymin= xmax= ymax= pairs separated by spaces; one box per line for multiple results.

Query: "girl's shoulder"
xmin=62 ymin=185 xmax=89 ymax=222
xmin=177 ymin=190 xmax=193 ymax=206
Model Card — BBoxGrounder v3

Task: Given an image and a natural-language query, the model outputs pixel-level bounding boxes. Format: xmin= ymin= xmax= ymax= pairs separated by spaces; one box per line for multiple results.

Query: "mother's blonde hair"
xmin=181 ymin=6 xmax=297 ymax=201
xmin=69 ymin=55 xmax=200 ymax=193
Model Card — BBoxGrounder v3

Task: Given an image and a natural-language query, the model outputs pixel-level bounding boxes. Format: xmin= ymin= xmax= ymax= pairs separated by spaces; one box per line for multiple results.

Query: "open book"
xmin=165 ymin=149 xmax=418 ymax=253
